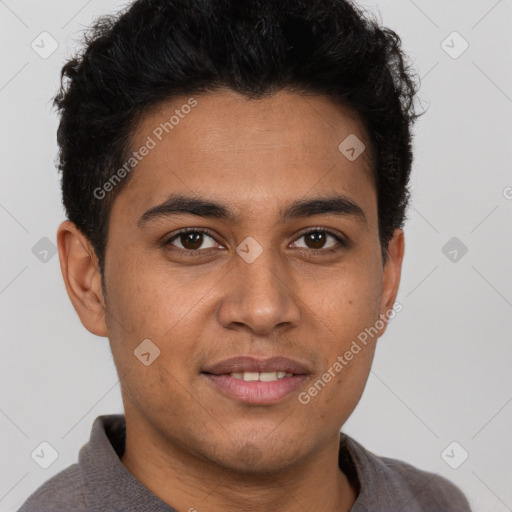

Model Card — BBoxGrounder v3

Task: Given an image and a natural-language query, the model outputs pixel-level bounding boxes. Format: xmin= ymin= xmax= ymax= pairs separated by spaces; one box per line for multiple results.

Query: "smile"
xmin=202 ymin=372 xmax=308 ymax=405
xmin=229 ymin=371 xmax=294 ymax=381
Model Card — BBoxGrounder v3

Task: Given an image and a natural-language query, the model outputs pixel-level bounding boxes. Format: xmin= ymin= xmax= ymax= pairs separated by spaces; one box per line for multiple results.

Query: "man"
xmin=18 ymin=0 xmax=472 ymax=510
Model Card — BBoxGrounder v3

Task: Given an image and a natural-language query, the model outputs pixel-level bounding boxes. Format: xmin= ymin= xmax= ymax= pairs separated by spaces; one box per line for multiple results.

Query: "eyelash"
xmin=163 ymin=227 xmax=348 ymax=256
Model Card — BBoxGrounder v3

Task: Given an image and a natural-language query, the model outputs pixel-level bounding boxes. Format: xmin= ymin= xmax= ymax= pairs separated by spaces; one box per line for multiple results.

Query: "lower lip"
xmin=202 ymin=373 xmax=308 ymax=405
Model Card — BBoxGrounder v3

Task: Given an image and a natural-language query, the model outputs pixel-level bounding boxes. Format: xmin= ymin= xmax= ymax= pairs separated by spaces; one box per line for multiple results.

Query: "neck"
xmin=120 ymin=415 xmax=357 ymax=512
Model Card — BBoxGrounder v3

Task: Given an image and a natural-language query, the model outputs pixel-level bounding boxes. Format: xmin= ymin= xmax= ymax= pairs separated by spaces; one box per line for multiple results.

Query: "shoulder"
xmin=342 ymin=435 xmax=472 ymax=511
xmin=379 ymin=454 xmax=472 ymax=510
xmin=17 ymin=463 xmax=88 ymax=512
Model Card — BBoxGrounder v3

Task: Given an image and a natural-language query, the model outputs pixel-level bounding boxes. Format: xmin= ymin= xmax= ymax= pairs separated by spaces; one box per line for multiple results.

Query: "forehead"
xmin=112 ymin=89 xmax=376 ymax=226
xmin=138 ymin=88 xmax=371 ymax=162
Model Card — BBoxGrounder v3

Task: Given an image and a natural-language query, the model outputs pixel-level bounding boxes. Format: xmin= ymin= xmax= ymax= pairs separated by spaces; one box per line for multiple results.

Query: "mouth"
xmin=201 ymin=356 xmax=309 ymax=405
xmin=222 ymin=371 xmax=294 ymax=381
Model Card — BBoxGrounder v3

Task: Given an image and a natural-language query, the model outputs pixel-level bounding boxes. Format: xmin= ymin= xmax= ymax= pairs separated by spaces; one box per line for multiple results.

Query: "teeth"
xmin=229 ymin=371 xmax=293 ymax=381
xmin=259 ymin=371 xmax=278 ymax=382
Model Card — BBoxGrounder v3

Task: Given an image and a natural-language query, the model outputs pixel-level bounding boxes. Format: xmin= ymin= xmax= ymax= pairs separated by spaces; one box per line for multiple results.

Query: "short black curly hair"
xmin=54 ymin=0 xmax=422 ymax=277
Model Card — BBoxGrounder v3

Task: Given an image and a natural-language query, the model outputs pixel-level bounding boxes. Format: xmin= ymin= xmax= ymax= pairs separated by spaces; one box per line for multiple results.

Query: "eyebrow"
xmin=136 ymin=193 xmax=367 ymax=228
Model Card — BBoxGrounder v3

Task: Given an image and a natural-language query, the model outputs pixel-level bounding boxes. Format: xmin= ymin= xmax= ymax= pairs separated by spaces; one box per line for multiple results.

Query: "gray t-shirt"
xmin=17 ymin=414 xmax=472 ymax=511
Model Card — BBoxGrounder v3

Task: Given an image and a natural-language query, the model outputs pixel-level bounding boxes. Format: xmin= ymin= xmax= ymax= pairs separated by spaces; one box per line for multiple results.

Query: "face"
xmin=59 ymin=88 xmax=403 ymax=474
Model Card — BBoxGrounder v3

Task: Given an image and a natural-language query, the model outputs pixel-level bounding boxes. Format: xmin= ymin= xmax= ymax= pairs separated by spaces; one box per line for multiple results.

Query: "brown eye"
xmin=179 ymin=232 xmax=204 ymax=250
xmin=293 ymin=230 xmax=342 ymax=251
xmin=304 ymin=231 xmax=327 ymax=249
xmin=166 ymin=230 xmax=219 ymax=251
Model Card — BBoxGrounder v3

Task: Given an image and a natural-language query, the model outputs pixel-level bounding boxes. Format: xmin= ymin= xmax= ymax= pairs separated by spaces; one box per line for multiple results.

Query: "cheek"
xmin=103 ymin=252 xmax=216 ymax=388
xmin=307 ymin=355 xmax=375 ymax=430
xmin=298 ymin=322 xmax=377 ymax=430
xmin=105 ymin=251 xmax=205 ymax=338
xmin=314 ymin=254 xmax=382 ymax=330
xmin=297 ymin=256 xmax=381 ymax=418
xmin=103 ymin=258 xmax=204 ymax=414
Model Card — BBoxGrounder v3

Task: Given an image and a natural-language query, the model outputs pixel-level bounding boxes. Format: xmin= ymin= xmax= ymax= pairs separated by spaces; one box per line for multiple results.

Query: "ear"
xmin=378 ymin=228 xmax=405 ymax=334
xmin=56 ymin=220 xmax=108 ymax=337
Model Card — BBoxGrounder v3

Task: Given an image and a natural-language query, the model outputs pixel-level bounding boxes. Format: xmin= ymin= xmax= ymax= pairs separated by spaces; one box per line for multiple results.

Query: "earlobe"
xmin=379 ymin=228 xmax=405 ymax=327
xmin=56 ymin=220 xmax=108 ymax=337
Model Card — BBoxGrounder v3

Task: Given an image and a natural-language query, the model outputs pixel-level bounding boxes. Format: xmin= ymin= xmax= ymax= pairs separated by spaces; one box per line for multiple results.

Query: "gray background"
xmin=1 ymin=0 xmax=511 ymax=510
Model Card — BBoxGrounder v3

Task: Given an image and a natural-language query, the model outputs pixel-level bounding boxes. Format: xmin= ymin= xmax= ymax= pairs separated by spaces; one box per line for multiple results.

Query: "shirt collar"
xmin=78 ymin=414 xmax=418 ymax=511
xmin=79 ymin=414 xmax=177 ymax=511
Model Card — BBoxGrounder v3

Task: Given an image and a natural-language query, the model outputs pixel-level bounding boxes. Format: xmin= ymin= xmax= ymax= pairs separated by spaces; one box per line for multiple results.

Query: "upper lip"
xmin=202 ymin=356 xmax=309 ymax=375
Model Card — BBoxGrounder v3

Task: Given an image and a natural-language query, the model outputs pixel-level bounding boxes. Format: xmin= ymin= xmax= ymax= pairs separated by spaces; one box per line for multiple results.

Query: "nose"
xmin=216 ymin=247 xmax=301 ymax=336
